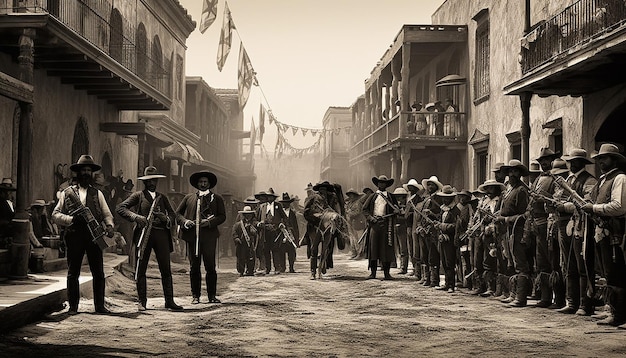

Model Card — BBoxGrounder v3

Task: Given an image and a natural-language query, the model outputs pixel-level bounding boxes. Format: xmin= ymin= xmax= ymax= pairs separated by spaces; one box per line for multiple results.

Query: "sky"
xmin=179 ymin=0 xmax=446 ymax=151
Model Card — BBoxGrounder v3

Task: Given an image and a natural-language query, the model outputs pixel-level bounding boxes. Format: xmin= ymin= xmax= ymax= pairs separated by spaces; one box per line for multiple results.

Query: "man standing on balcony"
xmin=444 ymin=98 xmax=459 ymax=137
xmin=176 ymin=171 xmax=226 ymax=304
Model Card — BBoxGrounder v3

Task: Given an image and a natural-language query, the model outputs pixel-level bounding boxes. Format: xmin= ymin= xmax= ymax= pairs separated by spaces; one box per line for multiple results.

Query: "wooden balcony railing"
xmin=520 ymin=0 xmax=626 ymax=74
xmin=1 ymin=0 xmax=171 ymax=97
xmin=350 ymin=111 xmax=467 ymax=161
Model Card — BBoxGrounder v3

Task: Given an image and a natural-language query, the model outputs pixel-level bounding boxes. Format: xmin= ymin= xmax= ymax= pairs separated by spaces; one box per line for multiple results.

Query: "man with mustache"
xmin=52 ymin=155 xmax=115 ymax=315
xmin=176 ymin=171 xmax=226 ymax=304
xmin=116 ymin=166 xmax=183 ymax=312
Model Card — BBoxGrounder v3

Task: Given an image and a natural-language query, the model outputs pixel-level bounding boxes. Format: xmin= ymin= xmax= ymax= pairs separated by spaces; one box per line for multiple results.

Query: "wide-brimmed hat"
xmin=254 ymin=191 xmax=268 ymax=199
xmin=30 ymin=199 xmax=47 ymax=208
xmin=500 ymin=159 xmax=529 ymax=176
xmin=455 ymin=189 xmax=472 ymax=197
xmin=535 ymin=147 xmax=559 ymax=161
xmin=392 ymin=187 xmax=408 ymax=196
xmin=491 ymin=162 xmax=505 ymax=173
xmin=421 ymin=175 xmax=444 ymax=191
xmin=425 ymin=102 xmax=436 ymax=110
xmin=0 ymin=178 xmax=17 ymax=191
xmin=238 ymin=205 xmax=255 ymax=214
xmin=70 ymin=155 xmax=101 ymax=172
xmin=403 ymin=178 xmax=424 ymax=192
xmin=266 ymin=188 xmax=278 ymax=197
xmin=436 ymin=185 xmax=456 ymax=197
xmin=372 ymin=175 xmax=394 ymax=187
xmin=529 ymin=161 xmax=542 ymax=173
xmin=478 ymin=179 xmax=506 ymax=193
xmin=591 ymin=143 xmax=626 ymax=161
xmin=138 ymin=166 xmax=165 ymax=181
xmin=345 ymin=188 xmax=361 ymax=196
xmin=122 ymin=179 xmax=134 ymax=193
xmin=189 ymin=171 xmax=217 ymax=189
xmin=313 ymin=181 xmax=335 ymax=191
xmin=244 ymin=195 xmax=260 ymax=205
xmin=562 ymin=148 xmax=593 ymax=165
xmin=278 ymin=192 xmax=295 ymax=203
xmin=550 ymin=158 xmax=569 ymax=175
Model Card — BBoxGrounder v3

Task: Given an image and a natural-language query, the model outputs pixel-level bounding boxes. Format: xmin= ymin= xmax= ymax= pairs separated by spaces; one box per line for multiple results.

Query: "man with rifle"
xmin=52 ymin=155 xmax=115 ymax=315
xmin=116 ymin=166 xmax=183 ymax=312
xmin=278 ymin=193 xmax=300 ymax=273
xmin=417 ymin=175 xmax=443 ymax=287
xmin=580 ymin=144 xmax=626 ymax=326
xmin=232 ymin=205 xmax=258 ymax=277
xmin=551 ymin=148 xmax=597 ymax=316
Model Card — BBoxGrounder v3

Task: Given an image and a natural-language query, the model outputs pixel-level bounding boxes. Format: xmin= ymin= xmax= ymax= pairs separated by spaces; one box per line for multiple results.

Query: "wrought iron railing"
xmin=520 ymin=0 xmax=626 ymax=73
xmin=0 ymin=0 xmax=171 ymax=97
xmin=350 ymin=111 xmax=467 ymax=160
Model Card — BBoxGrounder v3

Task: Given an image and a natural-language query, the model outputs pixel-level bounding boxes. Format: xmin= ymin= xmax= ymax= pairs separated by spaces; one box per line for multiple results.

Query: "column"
xmin=520 ymin=92 xmax=531 ymax=170
xmin=400 ymin=146 xmax=411 ymax=184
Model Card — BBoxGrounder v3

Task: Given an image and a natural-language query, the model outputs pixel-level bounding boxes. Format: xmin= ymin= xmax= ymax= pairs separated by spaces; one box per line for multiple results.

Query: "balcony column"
xmin=384 ymin=82 xmax=391 ymax=120
xmin=137 ymin=134 xmax=146 ymax=177
xmin=365 ymin=88 xmax=372 ymax=134
xmin=374 ymin=79 xmax=381 ymax=126
xmin=10 ymin=29 xmax=35 ymax=278
xmin=391 ymin=57 xmax=401 ymax=118
xmin=520 ymin=92 xmax=531 ymax=170
xmin=399 ymin=42 xmax=411 ymax=137
xmin=400 ymin=146 xmax=411 ymax=185
xmin=390 ymin=150 xmax=398 ymax=186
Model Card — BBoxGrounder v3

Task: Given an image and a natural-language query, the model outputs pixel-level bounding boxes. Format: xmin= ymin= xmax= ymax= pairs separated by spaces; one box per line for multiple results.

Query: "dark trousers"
xmin=235 ymin=242 xmax=255 ymax=275
xmin=509 ymin=223 xmax=530 ymax=276
xmin=563 ymin=219 xmax=595 ymax=308
xmin=285 ymin=242 xmax=297 ymax=271
xmin=188 ymin=236 xmax=218 ymax=299
xmin=397 ymin=228 xmax=410 ymax=271
xmin=482 ymin=233 xmax=497 ymax=274
xmin=597 ymin=235 xmax=626 ymax=318
xmin=66 ymin=230 xmax=105 ymax=310
xmin=440 ymin=239 xmax=456 ymax=287
xmin=263 ymin=229 xmax=283 ymax=273
xmin=418 ymin=233 xmax=430 ymax=268
xmin=136 ymin=228 xmax=173 ymax=305
xmin=471 ymin=235 xmax=484 ymax=279
xmin=410 ymin=227 xmax=420 ymax=268
xmin=534 ymin=220 xmax=551 ymax=274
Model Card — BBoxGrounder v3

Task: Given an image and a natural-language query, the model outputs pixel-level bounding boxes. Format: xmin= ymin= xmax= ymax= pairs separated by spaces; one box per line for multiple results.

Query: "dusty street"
xmin=2 ymin=248 xmax=626 ymax=357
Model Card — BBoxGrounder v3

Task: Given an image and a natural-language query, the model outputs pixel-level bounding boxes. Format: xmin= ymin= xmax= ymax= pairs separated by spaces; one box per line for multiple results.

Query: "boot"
xmin=163 ymin=276 xmax=183 ymax=311
xmin=494 ymin=274 xmax=503 ymax=298
xmin=469 ymin=276 xmax=485 ymax=295
xmin=430 ymin=266 xmax=439 ymax=287
xmin=576 ymin=277 xmax=594 ymax=316
xmin=509 ymin=274 xmax=530 ymax=307
xmin=422 ymin=265 xmax=431 ymax=286
xmin=367 ymin=260 xmax=377 ymax=279
xmin=557 ymin=275 xmax=579 ymax=314
xmin=481 ymin=271 xmax=496 ymax=297
xmin=597 ymin=287 xmax=626 ymax=326
xmin=414 ymin=264 xmax=422 ymax=281
xmin=137 ymin=277 xmax=147 ymax=310
xmin=549 ymin=272 xmax=566 ymax=309
xmin=534 ymin=272 xmax=552 ymax=308
xmin=501 ymin=275 xmax=517 ymax=303
xmin=310 ymin=257 xmax=318 ymax=280
xmin=497 ymin=274 xmax=511 ymax=300
xmin=383 ymin=262 xmax=394 ymax=280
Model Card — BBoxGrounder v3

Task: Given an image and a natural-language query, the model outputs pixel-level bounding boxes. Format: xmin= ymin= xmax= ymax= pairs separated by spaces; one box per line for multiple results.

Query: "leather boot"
xmin=137 ymin=277 xmax=147 ymax=309
xmin=509 ymin=274 xmax=529 ymax=307
xmin=598 ymin=287 xmax=626 ymax=326
xmin=163 ymin=275 xmax=183 ymax=311
xmin=534 ymin=272 xmax=552 ymax=308
xmin=501 ymin=275 xmax=517 ymax=303
xmin=500 ymin=275 xmax=511 ymax=299
xmin=481 ymin=271 xmax=496 ymax=297
xmin=422 ymin=265 xmax=431 ymax=286
xmin=414 ymin=264 xmax=422 ymax=281
xmin=383 ymin=262 xmax=393 ymax=280
xmin=494 ymin=274 xmax=503 ymax=298
xmin=367 ymin=260 xmax=377 ymax=279
xmin=469 ymin=276 xmax=485 ymax=295
xmin=549 ymin=271 xmax=566 ymax=309
xmin=576 ymin=277 xmax=594 ymax=316
xmin=430 ymin=266 xmax=439 ymax=287
xmin=310 ymin=257 xmax=318 ymax=280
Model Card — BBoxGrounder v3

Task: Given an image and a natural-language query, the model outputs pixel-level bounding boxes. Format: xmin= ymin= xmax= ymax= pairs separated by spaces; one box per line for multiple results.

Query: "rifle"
xmin=64 ymin=187 xmax=113 ymax=250
xmin=240 ymin=220 xmax=257 ymax=258
xmin=277 ymin=225 xmax=298 ymax=249
xmin=135 ymin=194 xmax=160 ymax=280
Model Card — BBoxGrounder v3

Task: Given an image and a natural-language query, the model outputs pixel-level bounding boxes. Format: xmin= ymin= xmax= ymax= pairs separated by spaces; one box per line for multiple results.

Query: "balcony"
xmin=0 ymin=1 xmax=171 ymax=109
xmin=507 ymin=0 xmax=626 ymax=96
xmin=349 ymin=111 xmax=466 ymax=165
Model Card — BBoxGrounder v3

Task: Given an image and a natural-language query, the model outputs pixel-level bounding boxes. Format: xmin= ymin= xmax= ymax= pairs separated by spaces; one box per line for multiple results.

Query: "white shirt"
xmin=593 ymin=168 xmax=626 ymax=217
xmin=148 ymin=190 xmax=156 ymax=199
xmin=374 ymin=191 xmax=388 ymax=216
xmin=266 ymin=202 xmax=274 ymax=216
xmin=52 ymin=185 xmax=114 ymax=227
xmin=5 ymin=199 xmax=13 ymax=212
xmin=198 ymin=189 xmax=210 ymax=197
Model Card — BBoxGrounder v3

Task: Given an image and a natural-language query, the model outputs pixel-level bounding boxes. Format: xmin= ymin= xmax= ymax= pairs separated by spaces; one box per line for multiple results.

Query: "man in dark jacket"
xmin=176 ymin=171 xmax=226 ymax=304
xmin=116 ymin=166 xmax=183 ymax=312
xmin=278 ymin=193 xmax=300 ymax=273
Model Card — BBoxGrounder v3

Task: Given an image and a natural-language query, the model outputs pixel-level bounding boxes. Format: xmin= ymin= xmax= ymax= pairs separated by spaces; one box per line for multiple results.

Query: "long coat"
xmin=116 ymin=190 xmax=176 ymax=252
xmin=362 ymin=191 xmax=399 ymax=262
xmin=176 ymin=191 xmax=227 ymax=243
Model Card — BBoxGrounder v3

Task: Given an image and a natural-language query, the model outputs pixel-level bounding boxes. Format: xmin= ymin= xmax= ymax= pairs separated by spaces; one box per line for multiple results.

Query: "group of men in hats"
xmin=50 ymin=154 xmax=227 ymax=314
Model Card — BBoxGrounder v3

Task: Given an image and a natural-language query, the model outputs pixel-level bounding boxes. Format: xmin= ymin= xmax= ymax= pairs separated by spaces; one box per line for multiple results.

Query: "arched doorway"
xmin=71 ymin=117 xmax=89 ymax=164
xmin=594 ymin=102 xmax=626 ymax=170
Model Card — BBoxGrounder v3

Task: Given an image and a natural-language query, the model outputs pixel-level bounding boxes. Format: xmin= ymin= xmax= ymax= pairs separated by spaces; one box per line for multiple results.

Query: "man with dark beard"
xmin=494 ymin=159 xmax=530 ymax=307
xmin=116 ymin=166 xmax=183 ymax=312
xmin=176 ymin=171 xmax=226 ymax=304
xmin=52 ymin=155 xmax=115 ymax=314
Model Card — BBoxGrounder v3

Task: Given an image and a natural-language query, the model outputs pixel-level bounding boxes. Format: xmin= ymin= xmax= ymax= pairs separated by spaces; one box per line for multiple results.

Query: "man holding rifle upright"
xmin=581 ymin=144 xmax=626 ymax=326
xmin=177 ymin=171 xmax=226 ymax=304
xmin=116 ymin=166 xmax=182 ymax=312
xmin=52 ymin=155 xmax=115 ymax=315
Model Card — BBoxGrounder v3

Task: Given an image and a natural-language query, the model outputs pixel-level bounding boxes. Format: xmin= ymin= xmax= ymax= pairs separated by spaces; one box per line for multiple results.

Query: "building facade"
xmin=320 ymin=106 xmax=351 ymax=187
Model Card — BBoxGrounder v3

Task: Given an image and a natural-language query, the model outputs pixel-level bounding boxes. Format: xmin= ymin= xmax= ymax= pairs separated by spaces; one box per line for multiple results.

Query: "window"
xmin=477 ymin=150 xmax=488 ymax=185
xmin=109 ymin=9 xmax=123 ymax=62
xmin=136 ymin=23 xmax=147 ymax=78
xmin=474 ymin=10 xmax=490 ymax=102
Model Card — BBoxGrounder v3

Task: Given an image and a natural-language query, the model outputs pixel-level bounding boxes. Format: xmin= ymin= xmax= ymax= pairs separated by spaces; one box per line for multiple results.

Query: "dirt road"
xmin=1 ymin=249 xmax=626 ymax=357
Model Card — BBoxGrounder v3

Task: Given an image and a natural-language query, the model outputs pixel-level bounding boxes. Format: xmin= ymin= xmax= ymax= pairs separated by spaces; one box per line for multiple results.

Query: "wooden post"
xmin=520 ymin=92 xmax=532 ymax=170
xmin=10 ymin=29 xmax=35 ymax=279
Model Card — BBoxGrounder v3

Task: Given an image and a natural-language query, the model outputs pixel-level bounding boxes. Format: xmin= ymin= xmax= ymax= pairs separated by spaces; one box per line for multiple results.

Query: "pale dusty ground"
xmin=2 ymin=247 xmax=626 ymax=357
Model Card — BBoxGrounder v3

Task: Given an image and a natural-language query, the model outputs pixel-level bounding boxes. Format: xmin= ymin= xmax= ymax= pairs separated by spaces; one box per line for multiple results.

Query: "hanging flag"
xmin=259 ymin=103 xmax=265 ymax=143
xmin=301 ymin=128 xmax=308 ymax=136
xmin=217 ymin=2 xmax=235 ymax=72
xmin=291 ymin=126 xmax=298 ymax=136
xmin=249 ymin=117 xmax=256 ymax=157
xmin=238 ymin=45 xmax=257 ymax=108
xmin=199 ymin=0 xmax=218 ymax=34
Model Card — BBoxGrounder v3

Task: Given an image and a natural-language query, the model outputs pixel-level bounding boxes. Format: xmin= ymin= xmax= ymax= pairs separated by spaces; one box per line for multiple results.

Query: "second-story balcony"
xmin=0 ymin=1 xmax=172 ymax=110
xmin=349 ymin=111 xmax=466 ymax=165
xmin=506 ymin=0 xmax=626 ymax=96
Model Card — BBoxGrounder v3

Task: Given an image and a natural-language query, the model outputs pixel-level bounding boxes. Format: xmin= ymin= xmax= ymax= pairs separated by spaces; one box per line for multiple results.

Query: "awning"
xmin=162 ymin=141 xmax=205 ymax=164
xmin=99 ymin=122 xmax=174 ymax=148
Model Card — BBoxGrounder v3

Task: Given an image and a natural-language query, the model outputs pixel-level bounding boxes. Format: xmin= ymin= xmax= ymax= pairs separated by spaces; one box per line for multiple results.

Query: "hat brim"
xmin=69 ymin=163 xmax=102 ymax=172
xmin=421 ymin=179 xmax=444 ymax=191
xmin=550 ymin=168 xmax=570 ymax=175
xmin=436 ymin=192 xmax=456 ymax=197
xmin=478 ymin=182 xmax=506 ymax=192
xmin=138 ymin=174 xmax=166 ymax=180
xmin=372 ymin=177 xmax=394 ymax=186
xmin=562 ymin=155 xmax=593 ymax=164
xmin=189 ymin=171 xmax=217 ymax=189
xmin=278 ymin=198 xmax=295 ymax=203
xmin=590 ymin=152 xmax=626 ymax=161
xmin=403 ymin=183 xmax=424 ymax=192
xmin=238 ymin=210 xmax=255 ymax=214
xmin=313 ymin=183 xmax=335 ymax=191
xmin=500 ymin=165 xmax=529 ymax=176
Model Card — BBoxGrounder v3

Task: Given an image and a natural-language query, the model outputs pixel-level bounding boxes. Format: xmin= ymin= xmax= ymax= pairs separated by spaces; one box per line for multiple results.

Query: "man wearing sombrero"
xmin=434 ymin=185 xmax=461 ymax=293
xmin=176 ymin=171 xmax=226 ymax=304
xmin=0 ymin=178 xmax=17 ymax=247
xmin=278 ymin=192 xmax=300 ymax=273
xmin=404 ymin=179 xmax=424 ymax=279
xmin=494 ymin=159 xmax=530 ymax=307
xmin=580 ymin=144 xmax=626 ymax=326
xmin=362 ymin=175 xmax=400 ymax=280
xmin=553 ymin=148 xmax=597 ymax=316
xmin=52 ymin=155 xmax=115 ymax=314
xmin=116 ymin=166 xmax=183 ymax=311
xmin=528 ymin=148 xmax=561 ymax=309
xmin=232 ymin=205 xmax=258 ymax=277
xmin=256 ymin=188 xmax=288 ymax=275
xmin=417 ymin=175 xmax=443 ymax=287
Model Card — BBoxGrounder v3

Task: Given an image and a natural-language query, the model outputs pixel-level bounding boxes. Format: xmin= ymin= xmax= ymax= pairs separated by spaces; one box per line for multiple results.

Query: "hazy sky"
xmin=179 ymin=0 xmax=445 ymax=150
